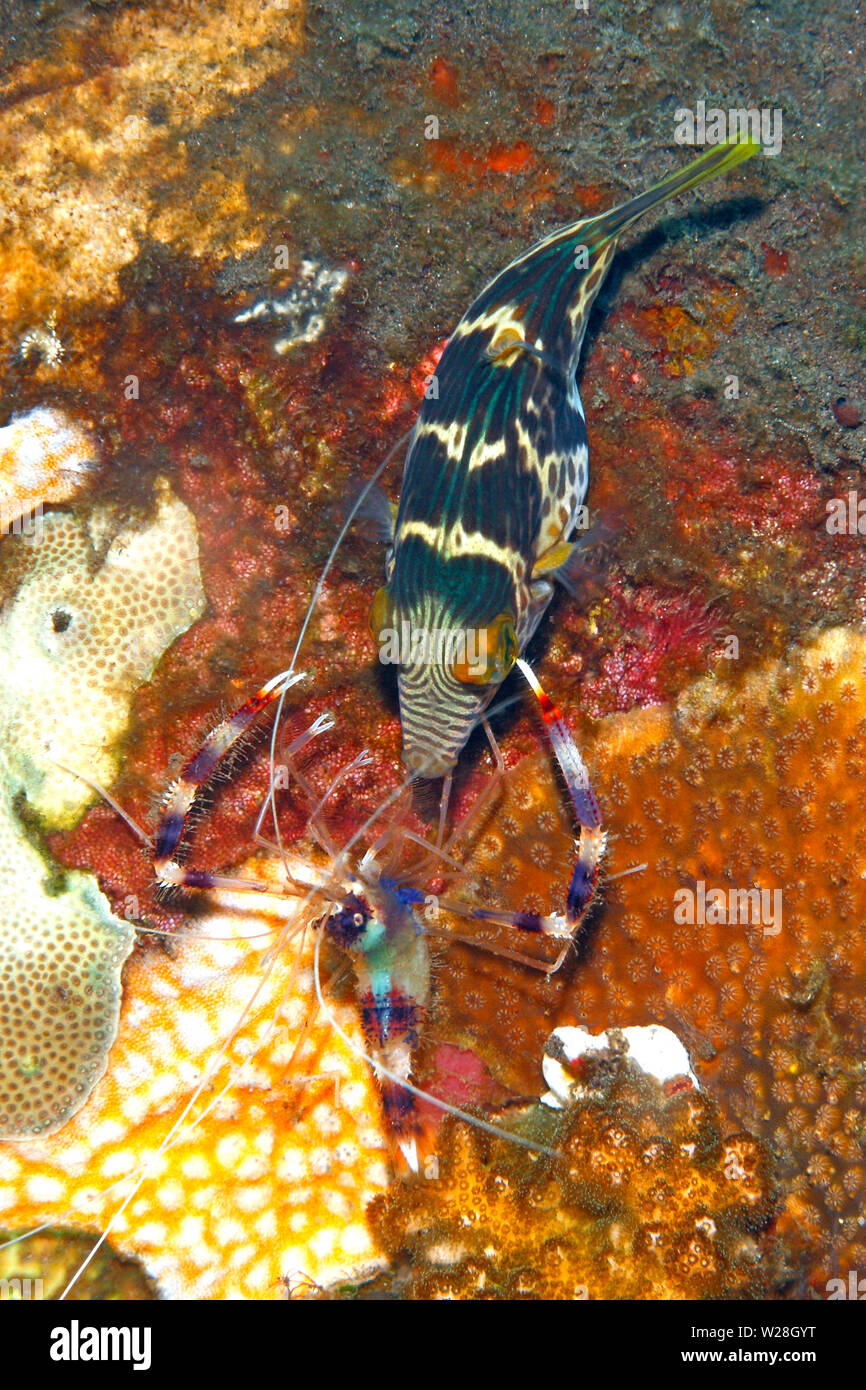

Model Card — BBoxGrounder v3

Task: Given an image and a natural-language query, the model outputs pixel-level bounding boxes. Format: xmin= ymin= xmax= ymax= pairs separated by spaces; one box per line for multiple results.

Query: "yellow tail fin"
xmin=587 ymin=136 xmax=760 ymax=249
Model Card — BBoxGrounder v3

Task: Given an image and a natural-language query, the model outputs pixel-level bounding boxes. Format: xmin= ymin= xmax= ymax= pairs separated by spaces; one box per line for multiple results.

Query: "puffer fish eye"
xmin=369 ymin=584 xmax=394 ymax=641
xmin=453 ymin=612 xmax=518 ymax=685
xmin=485 ymin=325 xmax=524 ymax=363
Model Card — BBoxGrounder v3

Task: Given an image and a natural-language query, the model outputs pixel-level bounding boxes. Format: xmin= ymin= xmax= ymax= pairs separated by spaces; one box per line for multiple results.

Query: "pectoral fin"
xmin=532 ymin=522 xmax=612 ymax=600
xmin=532 ymin=540 xmax=575 ymax=578
xmin=349 ymin=482 xmax=397 ymax=544
xmin=487 ymin=331 xmax=565 ymax=381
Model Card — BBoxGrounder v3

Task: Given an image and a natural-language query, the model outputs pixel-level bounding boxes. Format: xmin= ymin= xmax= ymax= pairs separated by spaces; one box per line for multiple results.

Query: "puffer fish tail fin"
xmin=584 ymin=136 xmax=760 ymax=252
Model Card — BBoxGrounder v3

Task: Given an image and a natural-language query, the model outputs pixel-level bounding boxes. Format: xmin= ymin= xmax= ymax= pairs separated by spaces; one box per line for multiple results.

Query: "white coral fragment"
xmin=541 ymin=1024 xmax=700 ymax=1110
xmin=232 ymin=258 xmax=348 ymax=353
xmin=0 ymin=406 xmax=97 ymax=531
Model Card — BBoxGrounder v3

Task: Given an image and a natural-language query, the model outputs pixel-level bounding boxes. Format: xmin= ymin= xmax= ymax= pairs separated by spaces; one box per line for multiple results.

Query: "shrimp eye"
xmin=327 ymin=894 xmax=370 ymax=949
xmin=453 ymin=613 xmax=518 ymax=685
xmin=369 ymin=585 xmax=394 ymax=641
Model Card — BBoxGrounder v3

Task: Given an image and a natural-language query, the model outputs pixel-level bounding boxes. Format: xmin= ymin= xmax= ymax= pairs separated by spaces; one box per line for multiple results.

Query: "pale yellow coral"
xmin=0 ymin=477 xmax=205 ymax=829
xmin=0 ymin=811 xmax=134 ymax=1139
xmin=0 ymin=477 xmax=204 ymax=1137
xmin=0 ymin=865 xmax=392 ymax=1298
xmin=0 ymin=0 xmax=304 ymax=321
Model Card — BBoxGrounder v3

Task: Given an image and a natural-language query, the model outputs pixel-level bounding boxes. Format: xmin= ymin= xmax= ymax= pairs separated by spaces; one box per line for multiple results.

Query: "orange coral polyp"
xmin=367 ymin=1046 xmax=778 ymax=1300
xmin=437 ymin=627 xmax=866 ymax=1289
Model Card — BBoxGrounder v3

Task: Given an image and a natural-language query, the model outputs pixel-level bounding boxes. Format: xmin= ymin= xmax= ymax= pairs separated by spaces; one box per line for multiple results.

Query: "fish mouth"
xmin=400 ymin=708 xmax=487 ymax=778
xmin=401 ymin=744 xmax=457 ymax=780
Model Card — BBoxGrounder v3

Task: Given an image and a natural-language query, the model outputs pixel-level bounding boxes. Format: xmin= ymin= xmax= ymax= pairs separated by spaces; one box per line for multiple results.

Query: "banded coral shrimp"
xmin=0 ymin=685 xmax=606 ymax=1298
xmin=0 ymin=453 xmax=623 ymax=1300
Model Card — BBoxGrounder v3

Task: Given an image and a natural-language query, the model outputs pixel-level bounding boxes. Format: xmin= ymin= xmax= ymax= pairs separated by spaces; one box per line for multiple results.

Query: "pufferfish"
xmin=370 ymin=137 xmax=758 ymax=776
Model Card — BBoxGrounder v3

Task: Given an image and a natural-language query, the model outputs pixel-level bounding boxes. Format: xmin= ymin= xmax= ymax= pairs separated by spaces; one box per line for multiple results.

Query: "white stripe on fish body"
xmin=446 ymin=302 xmax=535 ymax=348
xmin=444 ymin=238 xmax=617 ymax=377
xmin=395 ymin=396 xmax=589 ymax=628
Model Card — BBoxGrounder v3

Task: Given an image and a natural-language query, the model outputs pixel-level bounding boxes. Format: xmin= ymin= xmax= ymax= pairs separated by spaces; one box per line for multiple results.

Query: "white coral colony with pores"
xmin=0 ymin=476 xmax=205 ymax=1137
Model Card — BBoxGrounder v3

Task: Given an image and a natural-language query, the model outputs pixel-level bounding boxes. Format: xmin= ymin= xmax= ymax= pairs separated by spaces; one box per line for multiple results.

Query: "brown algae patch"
xmin=0 ymin=0 xmax=304 ymax=325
